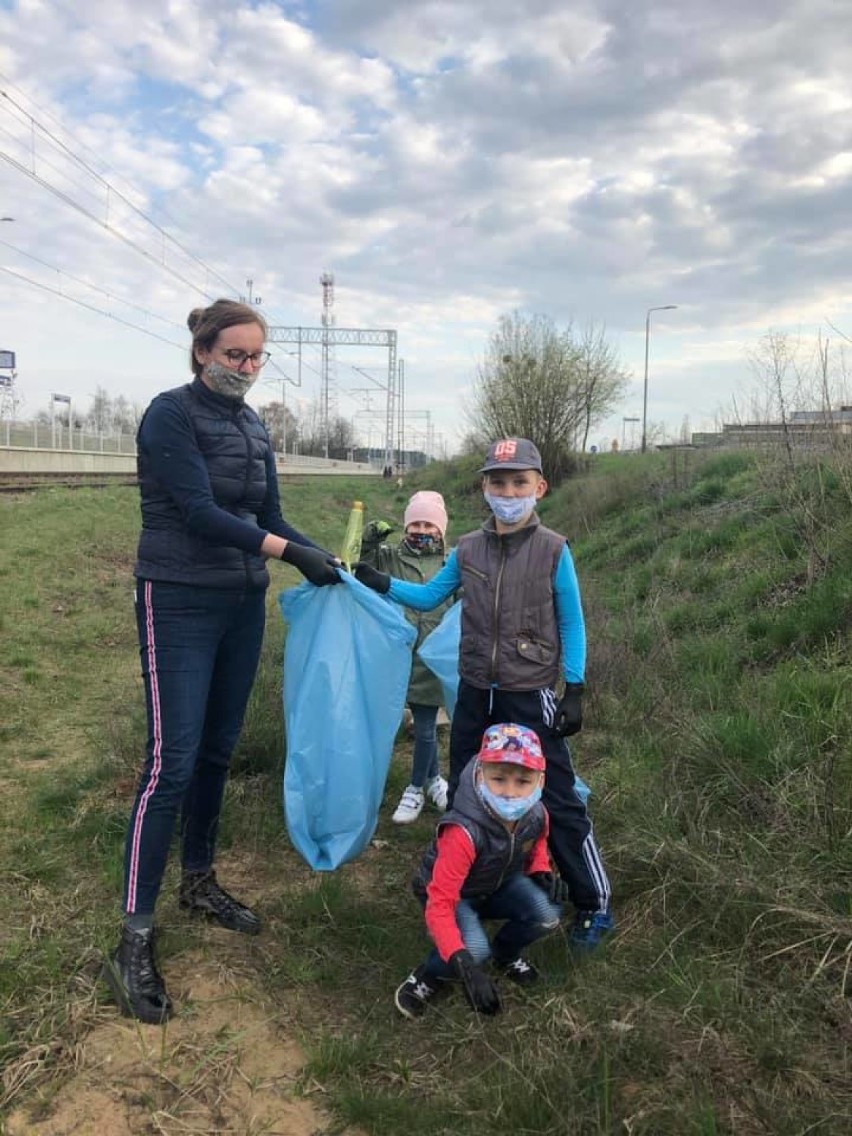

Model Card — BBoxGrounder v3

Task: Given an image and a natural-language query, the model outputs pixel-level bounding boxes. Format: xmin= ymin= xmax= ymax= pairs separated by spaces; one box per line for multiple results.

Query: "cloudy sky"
xmin=1 ymin=0 xmax=850 ymax=454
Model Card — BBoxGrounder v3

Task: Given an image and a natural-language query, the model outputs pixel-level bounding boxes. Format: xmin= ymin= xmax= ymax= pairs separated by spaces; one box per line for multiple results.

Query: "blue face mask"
xmin=484 ymin=491 xmax=537 ymax=525
xmin=476 ymin=778 xmax=542 ymax=822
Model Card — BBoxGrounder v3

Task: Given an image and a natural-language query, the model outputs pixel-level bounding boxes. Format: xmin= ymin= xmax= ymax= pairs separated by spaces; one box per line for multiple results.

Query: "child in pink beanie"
xmin=359 ymin=490 xmax=455 ymax=823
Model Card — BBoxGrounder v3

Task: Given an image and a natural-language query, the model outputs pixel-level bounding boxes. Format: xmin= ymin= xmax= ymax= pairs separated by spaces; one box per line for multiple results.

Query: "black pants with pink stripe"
xmin=448 ymin=680 xmax=611 ymax=915
xmin=123 ymin=580 xmax=266 ymax=916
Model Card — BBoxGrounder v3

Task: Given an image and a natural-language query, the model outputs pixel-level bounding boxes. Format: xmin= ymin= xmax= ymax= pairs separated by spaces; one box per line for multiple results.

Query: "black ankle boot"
xmin=179 ymin=870 xmax=261 ymax=935
xmin=102 ymin=925 xmax=173 ymax=1024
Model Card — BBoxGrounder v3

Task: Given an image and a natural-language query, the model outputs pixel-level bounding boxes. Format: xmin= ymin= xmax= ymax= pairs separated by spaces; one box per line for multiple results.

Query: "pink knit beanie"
xmin=404 ymin=490 xmax=448 ymax=539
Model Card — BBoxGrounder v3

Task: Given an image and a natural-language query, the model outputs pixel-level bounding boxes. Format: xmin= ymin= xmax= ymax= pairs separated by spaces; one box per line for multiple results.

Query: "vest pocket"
xmin=515 ymin=635 xmax=556 ymax=666
xmin=461 ymin=564 xmax=489 ymax=584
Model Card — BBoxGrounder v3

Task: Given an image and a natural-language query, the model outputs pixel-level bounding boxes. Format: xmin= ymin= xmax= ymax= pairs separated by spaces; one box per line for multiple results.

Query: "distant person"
xmin=395 ymin=724 xmax=564 ymax=1018
xmin=358 ymin=491 xmax=454 ymax=823
xmin=103 ymin=299 xmax=340 ymax=1025
xmin=355 ymin=437 xmax=613 ymax=951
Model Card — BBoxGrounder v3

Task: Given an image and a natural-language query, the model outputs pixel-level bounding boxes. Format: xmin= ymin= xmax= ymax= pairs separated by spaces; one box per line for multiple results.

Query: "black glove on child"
xmin=449 ymin=949 xmax=502 ymax=1015
xmin=554 ymin=682 xmax=584 ymax=737
xmin=280 ymin=542 xmax=340 ymax=587
xmin=529 ymin=871 xmax=570 ymax=904
xmin=353 ymin=561 xmax=391 ymax=594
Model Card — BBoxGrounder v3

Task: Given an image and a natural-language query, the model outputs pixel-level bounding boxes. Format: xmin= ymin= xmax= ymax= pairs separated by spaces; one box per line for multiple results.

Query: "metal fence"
xmin=0 ymin=418 xmax=379 ymax=472
xmin=1 ymin=420 xmax=138 ymax=453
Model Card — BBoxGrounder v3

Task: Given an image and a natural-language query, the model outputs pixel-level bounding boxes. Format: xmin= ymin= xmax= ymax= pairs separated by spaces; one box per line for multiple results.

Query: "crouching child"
xmin=395 ymin=723 xmax=566 ymax=1019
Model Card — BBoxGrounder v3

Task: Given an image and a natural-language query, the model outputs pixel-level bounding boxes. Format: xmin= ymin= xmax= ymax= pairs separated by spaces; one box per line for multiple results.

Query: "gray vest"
xmin=414 ymin=759 xmax=547 ymax=899
xmin=455 ymin=514 xmax=565 ymax=690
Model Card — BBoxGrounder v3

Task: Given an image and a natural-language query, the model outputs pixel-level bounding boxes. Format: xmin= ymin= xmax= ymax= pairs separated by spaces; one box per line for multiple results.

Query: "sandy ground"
xmin=6 ymin=948 xmax=360 ymax=1136
xmin=4 ymin=845 xmax=367 ymax=1136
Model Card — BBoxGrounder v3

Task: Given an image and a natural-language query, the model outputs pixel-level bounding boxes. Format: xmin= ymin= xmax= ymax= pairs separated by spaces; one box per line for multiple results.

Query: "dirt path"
xmin=6 ymin=947 xmax=361 ymax=1135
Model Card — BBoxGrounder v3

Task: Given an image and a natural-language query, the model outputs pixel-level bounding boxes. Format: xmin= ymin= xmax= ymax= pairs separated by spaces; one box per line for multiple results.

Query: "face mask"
xmin=204 ymin=360 xmax=257 ymax=400
xmin=484 ymin=491 xmax=538 ymax=525
xmin=405 ymin=533 xmax=440 ymax=554
xmin=476 ymin=777 xmax=542 ymax=822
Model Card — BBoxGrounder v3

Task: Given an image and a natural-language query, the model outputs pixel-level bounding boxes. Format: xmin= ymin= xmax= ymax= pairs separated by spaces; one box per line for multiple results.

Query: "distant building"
xmin=692 ymin=407 xmax=852 ymax=450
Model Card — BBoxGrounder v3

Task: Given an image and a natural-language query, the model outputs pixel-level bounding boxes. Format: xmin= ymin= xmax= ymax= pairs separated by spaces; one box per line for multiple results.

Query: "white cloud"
xmin=0 ymin=0 xmax=851 ymax=452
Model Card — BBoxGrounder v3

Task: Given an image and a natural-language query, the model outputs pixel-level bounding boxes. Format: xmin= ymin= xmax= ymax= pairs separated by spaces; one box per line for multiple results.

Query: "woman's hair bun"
xmin=187 ymin=307 xmax=205 ymax=333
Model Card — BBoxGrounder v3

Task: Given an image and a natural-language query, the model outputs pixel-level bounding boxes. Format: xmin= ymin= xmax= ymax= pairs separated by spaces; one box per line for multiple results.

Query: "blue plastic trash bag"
xmin=418 ymin=600 xmax=592 ymax=804
xmin=417 ymin=601 xmax=462 ymax=718
xmin=278 ymin=571 xmax=415 ymax=870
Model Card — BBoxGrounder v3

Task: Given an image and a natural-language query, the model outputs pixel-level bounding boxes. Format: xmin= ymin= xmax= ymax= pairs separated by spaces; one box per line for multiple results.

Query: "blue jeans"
xmin=123 ymin=580 xmax=266 ymax=916
xmin=420 ymin=873 xmax=563 ymax=981
xmin=409 ymin=702 xmax=439 ymax=787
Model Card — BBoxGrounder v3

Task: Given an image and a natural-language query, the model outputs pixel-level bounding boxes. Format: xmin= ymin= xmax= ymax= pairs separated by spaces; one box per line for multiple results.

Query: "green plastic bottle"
xmin=339 ymin=500 xmax=365 ymax=571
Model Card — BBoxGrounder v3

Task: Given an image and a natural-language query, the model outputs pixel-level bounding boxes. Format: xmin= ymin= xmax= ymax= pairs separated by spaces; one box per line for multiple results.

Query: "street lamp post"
xmin=641 ymin=305 xmax=678 ymax=454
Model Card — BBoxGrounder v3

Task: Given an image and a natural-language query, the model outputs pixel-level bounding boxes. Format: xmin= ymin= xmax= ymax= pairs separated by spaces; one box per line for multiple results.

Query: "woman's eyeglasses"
xmin=220 ymin=349 xmax=271 ymax=368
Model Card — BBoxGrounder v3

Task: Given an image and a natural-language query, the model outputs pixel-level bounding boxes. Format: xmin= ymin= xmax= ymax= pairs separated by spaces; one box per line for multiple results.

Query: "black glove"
xmin=367 ymin=519 xmax=395 ymax=540
xmin=449 ymin=949 xmax=502 ymax=1015
xmin=281 ymin=542 xmax=341 ymax=587
xmin=353 ymin=561 xmax=391 ymax=594
xmin=529 ymin=871 xmax=569 ymax=904
xmin=554 ymin=682 xmax=584 ymax=737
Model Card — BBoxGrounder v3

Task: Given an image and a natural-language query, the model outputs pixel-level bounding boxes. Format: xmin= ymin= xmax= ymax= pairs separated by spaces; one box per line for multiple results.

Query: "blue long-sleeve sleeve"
xmin=388 ymin=549 xmax=462 ymax=609
xmin=554 ymin=545 xmax=585 ymax=683
xmin=139 ymin=397 xmax=316 ymax=552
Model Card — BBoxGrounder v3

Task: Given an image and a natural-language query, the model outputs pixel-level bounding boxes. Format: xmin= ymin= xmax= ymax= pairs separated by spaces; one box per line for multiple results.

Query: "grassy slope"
xmin=1 ymin=458 xmax=851 ymax=1135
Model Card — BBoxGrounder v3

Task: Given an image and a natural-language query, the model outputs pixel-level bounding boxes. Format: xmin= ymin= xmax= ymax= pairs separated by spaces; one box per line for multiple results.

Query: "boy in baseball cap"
xmin=395 ymin=724 xmax=566 ymax=1019
xmin=356 ymin=438 xmax=613 ymax=952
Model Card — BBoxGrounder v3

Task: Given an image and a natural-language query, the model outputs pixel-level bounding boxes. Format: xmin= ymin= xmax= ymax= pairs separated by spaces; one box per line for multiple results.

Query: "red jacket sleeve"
xmin=424 ymin=824 xmax=477 ymax=962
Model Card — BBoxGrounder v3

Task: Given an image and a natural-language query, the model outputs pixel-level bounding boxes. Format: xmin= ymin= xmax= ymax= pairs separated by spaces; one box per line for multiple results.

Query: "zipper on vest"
xmin=494 ymin=828 xmax=516 ymax=892
xmin=233 ymin=408 xmax=254 ymax=585
xmin=489 ymin=540 xmax=507 ymax=683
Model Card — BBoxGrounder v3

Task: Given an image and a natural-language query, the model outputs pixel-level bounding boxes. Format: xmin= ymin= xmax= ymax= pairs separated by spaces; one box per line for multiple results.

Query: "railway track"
xmin=0 ymin=470 xmax=138 ymax=494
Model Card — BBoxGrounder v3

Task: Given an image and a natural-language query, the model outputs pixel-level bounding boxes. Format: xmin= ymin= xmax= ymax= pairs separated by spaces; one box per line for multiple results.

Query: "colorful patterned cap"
xmin=476 ymin=723 xmax=545 ymax=771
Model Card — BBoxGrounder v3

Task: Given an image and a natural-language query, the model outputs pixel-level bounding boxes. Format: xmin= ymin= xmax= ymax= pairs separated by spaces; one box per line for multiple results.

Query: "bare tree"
xmin=469 ymin=311 xmax=629 ymax=482
xmin=573 ymin=321 xmax=631 ymax=453
xmin=256 ymin=400 xmax=299 ymax=453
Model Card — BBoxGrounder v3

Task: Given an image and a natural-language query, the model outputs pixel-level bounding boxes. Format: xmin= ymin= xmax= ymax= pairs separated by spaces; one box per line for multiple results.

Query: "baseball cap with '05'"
xmin=479 ymin=437 xmax=543 ymax=473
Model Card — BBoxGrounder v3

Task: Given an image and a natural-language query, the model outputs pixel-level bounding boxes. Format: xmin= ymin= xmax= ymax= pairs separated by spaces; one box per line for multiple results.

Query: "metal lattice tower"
xmin=320 ymin=272 xmax=336 ymax=458
xmin=268 ymin=325 xmax=398 ymax=469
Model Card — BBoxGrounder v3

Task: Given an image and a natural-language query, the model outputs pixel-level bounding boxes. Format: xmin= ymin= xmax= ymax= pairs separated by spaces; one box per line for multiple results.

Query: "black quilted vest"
xmin=134 ymin=379 xmax=271 ymax=590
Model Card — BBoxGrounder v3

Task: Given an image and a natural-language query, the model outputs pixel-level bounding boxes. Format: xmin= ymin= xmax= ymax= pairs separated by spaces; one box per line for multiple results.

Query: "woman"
xmin=104 ymin=299 xmax=339 ymax=1024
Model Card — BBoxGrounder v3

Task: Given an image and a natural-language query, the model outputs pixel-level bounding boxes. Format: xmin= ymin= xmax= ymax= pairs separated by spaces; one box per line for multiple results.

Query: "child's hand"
xmin=373 ymin=520 xmax=395 ymax=539
xmin=530 ymin=871 xmax=569 ymax=904
xmin=353 ymin=562 xmax=391 ymax=594
xmin=554 ymin=683 xmax=584 ymax=737
xmin=449 ymin=949 xmax=502 ymax=1015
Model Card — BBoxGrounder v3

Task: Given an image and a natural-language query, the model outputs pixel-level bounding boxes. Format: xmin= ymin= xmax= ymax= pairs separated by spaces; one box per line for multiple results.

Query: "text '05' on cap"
xmin=479 ymin=438 xmax=543 ymax=473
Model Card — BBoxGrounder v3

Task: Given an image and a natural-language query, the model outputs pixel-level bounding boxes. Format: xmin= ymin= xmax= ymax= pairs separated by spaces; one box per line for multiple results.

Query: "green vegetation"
xmin=1 ymin=450 xmax=851 ymax=1134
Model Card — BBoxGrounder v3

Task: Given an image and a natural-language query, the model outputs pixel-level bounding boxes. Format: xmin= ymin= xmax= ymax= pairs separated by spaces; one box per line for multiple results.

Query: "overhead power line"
xmin=0 ymin=262 xmax=186 ymax=350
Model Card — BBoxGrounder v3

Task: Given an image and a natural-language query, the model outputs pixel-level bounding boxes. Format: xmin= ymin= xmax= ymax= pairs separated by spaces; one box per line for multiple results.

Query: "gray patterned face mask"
xmin=204 ymin=361 xmax=257 ymax=400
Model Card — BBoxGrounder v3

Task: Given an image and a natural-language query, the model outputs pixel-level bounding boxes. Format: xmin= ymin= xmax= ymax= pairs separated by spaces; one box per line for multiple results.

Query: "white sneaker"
xmin=392 ymin=785 xmax=425 ymax=824
xmin=425 ymin=775 xmax=449 ymax=812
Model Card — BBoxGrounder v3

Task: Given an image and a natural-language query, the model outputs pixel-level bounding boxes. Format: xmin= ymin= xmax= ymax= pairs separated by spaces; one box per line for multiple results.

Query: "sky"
xmin=1 ymin=0 xmax=851 ymax=455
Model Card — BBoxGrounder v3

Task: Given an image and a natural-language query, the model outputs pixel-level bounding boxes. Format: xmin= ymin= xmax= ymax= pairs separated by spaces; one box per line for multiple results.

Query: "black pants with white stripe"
xmin=449 ymin=680 xmax=611 ymax=915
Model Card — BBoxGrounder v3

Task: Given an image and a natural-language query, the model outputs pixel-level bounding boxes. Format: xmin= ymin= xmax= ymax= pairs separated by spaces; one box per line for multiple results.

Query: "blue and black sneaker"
xmin=570 ymin=909 xmax=614 ymax=952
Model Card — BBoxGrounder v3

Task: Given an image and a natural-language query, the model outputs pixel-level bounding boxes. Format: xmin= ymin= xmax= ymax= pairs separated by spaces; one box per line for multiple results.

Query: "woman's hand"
xmin=281 ymin=542 xmax=341 ymax=586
